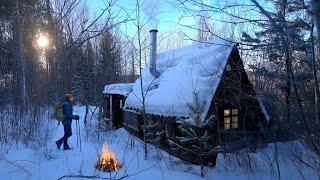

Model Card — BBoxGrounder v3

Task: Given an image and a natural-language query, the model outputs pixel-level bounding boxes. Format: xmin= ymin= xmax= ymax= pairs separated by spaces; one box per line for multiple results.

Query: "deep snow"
xmin=104 ymin=83 xmax=134 ymax=97
xmin=0 ymin=106 xmax=318 ymax=180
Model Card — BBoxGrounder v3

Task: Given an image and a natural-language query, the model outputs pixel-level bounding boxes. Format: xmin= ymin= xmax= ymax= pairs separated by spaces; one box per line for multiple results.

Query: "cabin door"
xmin=112 ymin=98 xmax=124 ymax=129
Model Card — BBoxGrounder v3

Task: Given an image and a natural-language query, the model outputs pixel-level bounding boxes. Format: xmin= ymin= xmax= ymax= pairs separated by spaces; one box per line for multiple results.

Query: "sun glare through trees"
xmin=36 ymin=33 xmax=49 ymax=49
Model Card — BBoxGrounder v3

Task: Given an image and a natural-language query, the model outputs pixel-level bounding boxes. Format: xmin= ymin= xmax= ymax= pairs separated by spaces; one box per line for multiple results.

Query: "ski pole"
xmin=78 ymin=118 xmax=82 ymax=151
xmin=76 ymin=120 xmax=79 ymax=148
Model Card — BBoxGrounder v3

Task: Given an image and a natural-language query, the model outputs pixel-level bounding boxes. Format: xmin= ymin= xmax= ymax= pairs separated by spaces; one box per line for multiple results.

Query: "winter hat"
xmin=65 ymin=93 xmax=73 ymax=101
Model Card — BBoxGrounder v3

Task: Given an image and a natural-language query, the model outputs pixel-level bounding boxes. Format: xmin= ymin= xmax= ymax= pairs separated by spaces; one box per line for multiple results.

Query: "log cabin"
xmin=106 ymin=30 xmax=271 ymax=166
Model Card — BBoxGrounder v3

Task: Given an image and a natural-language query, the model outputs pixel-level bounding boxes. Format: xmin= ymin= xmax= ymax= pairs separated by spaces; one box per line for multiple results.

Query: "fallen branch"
xmin=57 ymin=174 xmax=105 ymax=179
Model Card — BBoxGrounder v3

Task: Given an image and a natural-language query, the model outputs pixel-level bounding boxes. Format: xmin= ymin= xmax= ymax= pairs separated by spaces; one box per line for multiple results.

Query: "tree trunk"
xmin=311 ymin=0 xmax=320 ymax=124
xmin=310 ymin=20 xmax=320 ymax=124
xmin=136 ymin=0 xmax=148 ymax=159
xmin=131 ymin=49 xmax=135 ymax=81
xmin=84 ymin=104 xmax=89 ymax=126
xmin=46 ymin=0 xmax=54 ymax=103
xmin=16 ymin=0 xmax=27 ymax=109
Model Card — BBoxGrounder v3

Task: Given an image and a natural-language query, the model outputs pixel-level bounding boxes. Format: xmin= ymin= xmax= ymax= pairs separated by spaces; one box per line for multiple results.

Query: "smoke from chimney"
xmin=149 ymin=29 xmax=159 ymax=78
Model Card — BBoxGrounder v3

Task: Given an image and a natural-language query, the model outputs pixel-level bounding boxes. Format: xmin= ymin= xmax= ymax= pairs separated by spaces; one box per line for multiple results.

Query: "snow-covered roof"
xmin=103 ymin=83 xmax=134 ymax=96
xmin=124 ymin=38 xmax=235 ymax=122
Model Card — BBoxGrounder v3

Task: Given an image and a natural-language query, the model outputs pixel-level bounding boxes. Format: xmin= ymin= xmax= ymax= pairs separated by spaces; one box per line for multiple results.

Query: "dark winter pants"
xmin=57 ymin=123 xmax=72 ymax=147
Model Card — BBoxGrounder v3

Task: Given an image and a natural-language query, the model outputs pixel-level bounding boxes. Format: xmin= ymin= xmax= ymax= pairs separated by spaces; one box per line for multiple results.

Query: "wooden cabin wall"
xmin=122 ymin=110 xmax=216 ymax=165
xmin=123 ymin=110 xmax=141 ymax=132
xmin=207 ymin=47 xmax=267 ymax=148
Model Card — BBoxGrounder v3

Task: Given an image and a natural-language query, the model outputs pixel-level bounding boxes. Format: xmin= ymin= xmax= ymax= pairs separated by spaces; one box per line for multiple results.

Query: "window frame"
xmin=223 ymin=107 xmax=239 ymax=130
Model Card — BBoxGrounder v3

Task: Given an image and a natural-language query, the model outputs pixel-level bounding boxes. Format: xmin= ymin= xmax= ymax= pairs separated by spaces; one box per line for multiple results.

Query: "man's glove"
xmin=74 ymin=115 xmax=80 ymax=120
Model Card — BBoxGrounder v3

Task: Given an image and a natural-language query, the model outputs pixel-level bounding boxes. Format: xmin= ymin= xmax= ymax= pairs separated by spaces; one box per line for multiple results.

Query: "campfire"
xmin=96 ymin=141 xmax=121 ymax=172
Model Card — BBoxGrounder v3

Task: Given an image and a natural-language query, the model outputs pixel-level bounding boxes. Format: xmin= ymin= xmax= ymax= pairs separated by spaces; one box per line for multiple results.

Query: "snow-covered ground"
xmin=0 ymin=106 xmax=319 ymax=180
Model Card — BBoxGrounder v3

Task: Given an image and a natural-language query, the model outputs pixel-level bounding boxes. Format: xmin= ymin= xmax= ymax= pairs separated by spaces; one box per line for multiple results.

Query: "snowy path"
xmin=0 ymin=106 xmax=318 ymax=180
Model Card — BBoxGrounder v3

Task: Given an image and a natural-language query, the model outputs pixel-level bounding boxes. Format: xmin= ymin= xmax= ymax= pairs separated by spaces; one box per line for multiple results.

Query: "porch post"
xmin=110 ymin=95 xmax=113 ymax=126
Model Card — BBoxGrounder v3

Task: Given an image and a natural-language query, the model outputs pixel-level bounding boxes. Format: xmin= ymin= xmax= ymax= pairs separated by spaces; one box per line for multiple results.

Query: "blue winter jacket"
xmin=62 ymin=100 xmax=76 ymax=125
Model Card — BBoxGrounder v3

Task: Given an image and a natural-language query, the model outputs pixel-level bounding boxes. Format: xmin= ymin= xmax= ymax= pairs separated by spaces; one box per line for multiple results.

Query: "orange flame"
xmin=97 ymin=141 xmax=121 ymax=172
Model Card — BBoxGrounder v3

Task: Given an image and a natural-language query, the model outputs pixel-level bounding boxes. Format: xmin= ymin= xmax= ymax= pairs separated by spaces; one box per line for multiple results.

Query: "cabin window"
xmin=223 ymin=108 xmax=239 ymax=129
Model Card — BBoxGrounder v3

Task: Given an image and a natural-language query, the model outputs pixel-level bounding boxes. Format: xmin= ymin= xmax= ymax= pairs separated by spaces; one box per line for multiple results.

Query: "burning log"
xmin=96 ymin=141 xmax=121 ymax=172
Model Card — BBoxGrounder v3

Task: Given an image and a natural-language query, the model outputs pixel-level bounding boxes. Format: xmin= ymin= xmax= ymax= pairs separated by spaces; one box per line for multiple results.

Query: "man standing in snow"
xmin=55 ymin=94 xmax=80 ymax=150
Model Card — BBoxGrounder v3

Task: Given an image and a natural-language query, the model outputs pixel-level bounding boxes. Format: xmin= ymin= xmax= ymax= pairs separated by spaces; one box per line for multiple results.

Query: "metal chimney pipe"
xmin=149 ymin=29 xmax=159 ymax=78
